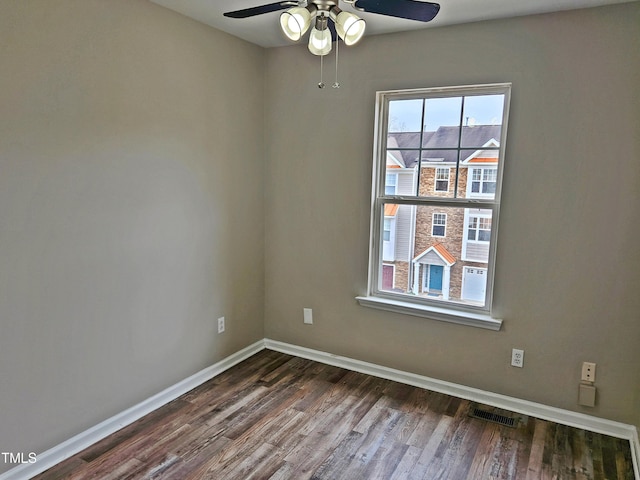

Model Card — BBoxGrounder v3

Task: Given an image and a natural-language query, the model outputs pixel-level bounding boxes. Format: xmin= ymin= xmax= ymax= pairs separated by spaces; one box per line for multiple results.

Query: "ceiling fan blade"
xmin=223 ymin=1 xmax=297 ymax=19
xmin=354 ymin=0 xmax=440 ymax=22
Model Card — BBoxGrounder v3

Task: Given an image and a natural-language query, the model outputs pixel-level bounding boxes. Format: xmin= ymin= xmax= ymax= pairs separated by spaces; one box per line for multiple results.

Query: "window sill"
xmin=355 ymin=295 xmax=502 ymax=331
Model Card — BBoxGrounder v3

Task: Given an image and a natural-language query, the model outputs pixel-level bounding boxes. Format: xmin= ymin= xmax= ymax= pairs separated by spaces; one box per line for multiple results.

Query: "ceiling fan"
xmin=224 ymin=0 xmax=440 ymax=53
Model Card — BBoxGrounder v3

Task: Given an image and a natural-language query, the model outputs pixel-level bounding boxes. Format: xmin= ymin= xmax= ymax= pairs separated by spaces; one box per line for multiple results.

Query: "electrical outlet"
xmin=511 ymin=348 xmax=524 ymax=368
xmin=303 ymin=308 xmax=313 ymax=325
xmin=217 ymin=317 xmax=225 ymax=334
xmin=581 ymin=362 xmax=596 ymax=383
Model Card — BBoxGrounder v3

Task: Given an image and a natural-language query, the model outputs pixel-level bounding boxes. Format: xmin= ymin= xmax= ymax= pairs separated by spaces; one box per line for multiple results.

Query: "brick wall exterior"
xmin=381 ymin=163 xmax=495 ymax=304
xmin=412 ymin=166 xmax=480 ymax=301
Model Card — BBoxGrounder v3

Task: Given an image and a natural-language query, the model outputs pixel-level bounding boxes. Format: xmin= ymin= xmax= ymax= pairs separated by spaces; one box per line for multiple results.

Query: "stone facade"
xmin=382 ymin=163 xmax=490 ymax=303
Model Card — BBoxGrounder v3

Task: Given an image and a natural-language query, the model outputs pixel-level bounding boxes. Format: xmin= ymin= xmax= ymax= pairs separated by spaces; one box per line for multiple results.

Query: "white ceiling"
xmin=150 ymin=0 xmax=634 ymax=48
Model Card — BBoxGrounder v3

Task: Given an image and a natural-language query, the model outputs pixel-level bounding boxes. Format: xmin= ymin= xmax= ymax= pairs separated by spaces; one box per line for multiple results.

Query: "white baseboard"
xmin=3 ymin=338 xmax=638 ymax=480
xmin=0 ymin=340 xmax=264 ymax=480
xmin=264 ymin=339 xmax=640 ymax=480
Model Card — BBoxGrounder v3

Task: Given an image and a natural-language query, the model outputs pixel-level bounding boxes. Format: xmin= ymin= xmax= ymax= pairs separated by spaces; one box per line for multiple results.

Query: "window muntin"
xmin=367 ymin=84 xmax=510 ymax=317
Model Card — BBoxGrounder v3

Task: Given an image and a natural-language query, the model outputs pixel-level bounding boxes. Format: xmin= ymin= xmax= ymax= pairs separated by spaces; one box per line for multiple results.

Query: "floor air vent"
xmin=469 ymin=404 xmax=521 ymax=428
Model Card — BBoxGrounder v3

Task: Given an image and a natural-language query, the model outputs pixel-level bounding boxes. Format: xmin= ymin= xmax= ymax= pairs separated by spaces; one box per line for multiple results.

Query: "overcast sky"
xmin=388 ymin=94 xmax=505 ymax=132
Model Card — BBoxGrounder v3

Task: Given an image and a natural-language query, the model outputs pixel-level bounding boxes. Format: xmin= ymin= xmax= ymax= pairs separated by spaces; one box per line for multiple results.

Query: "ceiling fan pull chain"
xmin=333 ymin=38 xmax=340 ymax=88
xmin=318 ymin=53 xmax=325 ymax=88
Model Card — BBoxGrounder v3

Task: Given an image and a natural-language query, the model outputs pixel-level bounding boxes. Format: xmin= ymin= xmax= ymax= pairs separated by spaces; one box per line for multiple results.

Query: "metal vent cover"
xmin=468 ymin=403 xmax=525 ymax=428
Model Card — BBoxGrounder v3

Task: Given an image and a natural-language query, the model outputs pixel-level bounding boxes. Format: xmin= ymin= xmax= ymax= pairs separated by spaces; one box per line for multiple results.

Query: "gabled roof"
xmin=413 ymin=243 xmax=456 ymax=266
xmin=388 ymin=125 xmax=501 ymax=167
xmin=462 ymin=139 xmax=500 ymax=164
xmin=386 ymin=137 xmax=406 ymax=167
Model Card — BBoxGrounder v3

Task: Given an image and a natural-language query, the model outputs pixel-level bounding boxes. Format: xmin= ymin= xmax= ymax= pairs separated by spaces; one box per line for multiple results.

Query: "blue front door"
xmin=429 ymin=265 xmax=444 ymax=291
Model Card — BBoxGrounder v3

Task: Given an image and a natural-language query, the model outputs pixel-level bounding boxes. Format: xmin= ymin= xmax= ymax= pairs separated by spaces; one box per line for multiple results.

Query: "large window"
xmin=357 ymin=84 xmax=510 ymax=330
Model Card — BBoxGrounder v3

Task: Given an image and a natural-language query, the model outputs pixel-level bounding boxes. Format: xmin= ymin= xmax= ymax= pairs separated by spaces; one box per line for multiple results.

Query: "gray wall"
xmin=0 ymin=0 xmax=265 ymax=472
xmin=264 ymin=3 xmax=640 ymax=427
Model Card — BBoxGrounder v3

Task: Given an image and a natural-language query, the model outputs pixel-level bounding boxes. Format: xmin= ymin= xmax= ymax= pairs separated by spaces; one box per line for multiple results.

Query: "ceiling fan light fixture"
xmin=308 ymin=15 xmax=332 ymax=56
xmin=279 ymin=5 xmax=314 ymax=42
xmin=331 ymin=7 xmax=366 ymax=46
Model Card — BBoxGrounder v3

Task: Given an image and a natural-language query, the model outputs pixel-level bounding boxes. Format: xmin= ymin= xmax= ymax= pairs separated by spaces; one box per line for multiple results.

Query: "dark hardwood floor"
xmin=34 ymin=350 xmax=635 ymax=479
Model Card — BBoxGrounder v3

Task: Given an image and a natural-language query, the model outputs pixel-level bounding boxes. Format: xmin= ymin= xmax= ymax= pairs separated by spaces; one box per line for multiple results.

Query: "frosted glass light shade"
xmin=334 ymin=11 xmax=365 ymax=45
xmin=308 ymin=26 xmax=332 ymax=55
xmin=280 ymin=7 xmax=312 ymax=42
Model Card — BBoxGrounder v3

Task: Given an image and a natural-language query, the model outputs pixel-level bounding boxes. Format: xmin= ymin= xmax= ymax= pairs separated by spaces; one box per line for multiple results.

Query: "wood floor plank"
xmin=525 ymin=420 xmax=548 ymax=480
xmin=406 ymin=415 xmax=453 ymax=479
xmin=313 ymin=404 xmax=404 ymax=479
xmin=159 ymin=436 xmax=231 ymax=480
xmin=282 ymin=393 xmax=378 ymax=479
xmin=76 ymin=398 xmax=192 ymax=463
xmin=389 ymin=444 xmax=423 ymax=480
xmin=464 ymin=423 xmax=502 ymax=480
xmin=33 ymin=351 xmax=636 ymax=480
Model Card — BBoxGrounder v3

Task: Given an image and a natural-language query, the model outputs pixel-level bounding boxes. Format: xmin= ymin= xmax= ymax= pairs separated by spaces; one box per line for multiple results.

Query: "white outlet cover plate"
xmin=303 ymin=308 xmax=313 ymax=325
xmin=511 ymin=348 xmax=524 ymax=368
xmin=581 ymin=362 xmax=596 ymax=382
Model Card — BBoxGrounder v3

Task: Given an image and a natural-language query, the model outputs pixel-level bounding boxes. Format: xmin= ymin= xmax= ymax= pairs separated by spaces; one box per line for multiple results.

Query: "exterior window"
xmin=383 ymin=218 xmax=392 ymax=241
xmin=385 ymin=173 xmax=397 ymax=195
xmin=468 ymin=216 xmax=491 ymax=242
xmin=435 ymin=168 xmax=450 ymax=192
xmin=471 ymin=168 xmax=497 ymax=195
xmin=432 ymin=213 xmax=446 ymax=237
xmin=358 ymin=83 xmax=510 ymax=328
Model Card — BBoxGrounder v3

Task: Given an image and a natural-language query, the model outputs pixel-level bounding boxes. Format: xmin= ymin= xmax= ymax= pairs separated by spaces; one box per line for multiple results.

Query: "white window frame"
xmin=462 ymin=209 xmax=492 ymax=262
xmin=385 ymin=172 xmax=398 ymax=195
xmin=435 ymin=167 xmax=450 ymax=192
xmin=356 ymin=83 xmax=511 ymax=331
xmin=469 ymin=167 xmax=498 ymax=198
xmin=432 ymin=213 xmax=447 ymax=237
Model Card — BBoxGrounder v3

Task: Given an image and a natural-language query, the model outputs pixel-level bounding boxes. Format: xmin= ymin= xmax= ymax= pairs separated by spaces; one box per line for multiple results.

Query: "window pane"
xmin=422 ymin=97 xmax=463 ymax=149
xmin=384 ymin=172 xmax=397 ymax=195
xmin=383 ymin=218 xmax=391 ymax=241
xmin=482 ymin=180 xmax=496 ymax=194
xmin=436 ymin=168 xmax=449 ymax=180
xmin=377 ymin=204 xmax=489 ymax=307
xmin=456 ymin=152 xmax=499 ymax=200
xmin=418 ymin=166 xmax=457 ymax=198
xmin=387 ymin=148 xmax=420 ymax=171
xmin=463 ymin=208 xmax=492 ymax=262
xmin=388 ymin=99 xmax=423 ymax=134
xmin=435 ymin=168 xmax=450 ymax=193
xmin=460 ymin=94 xmax=504 ymax=148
